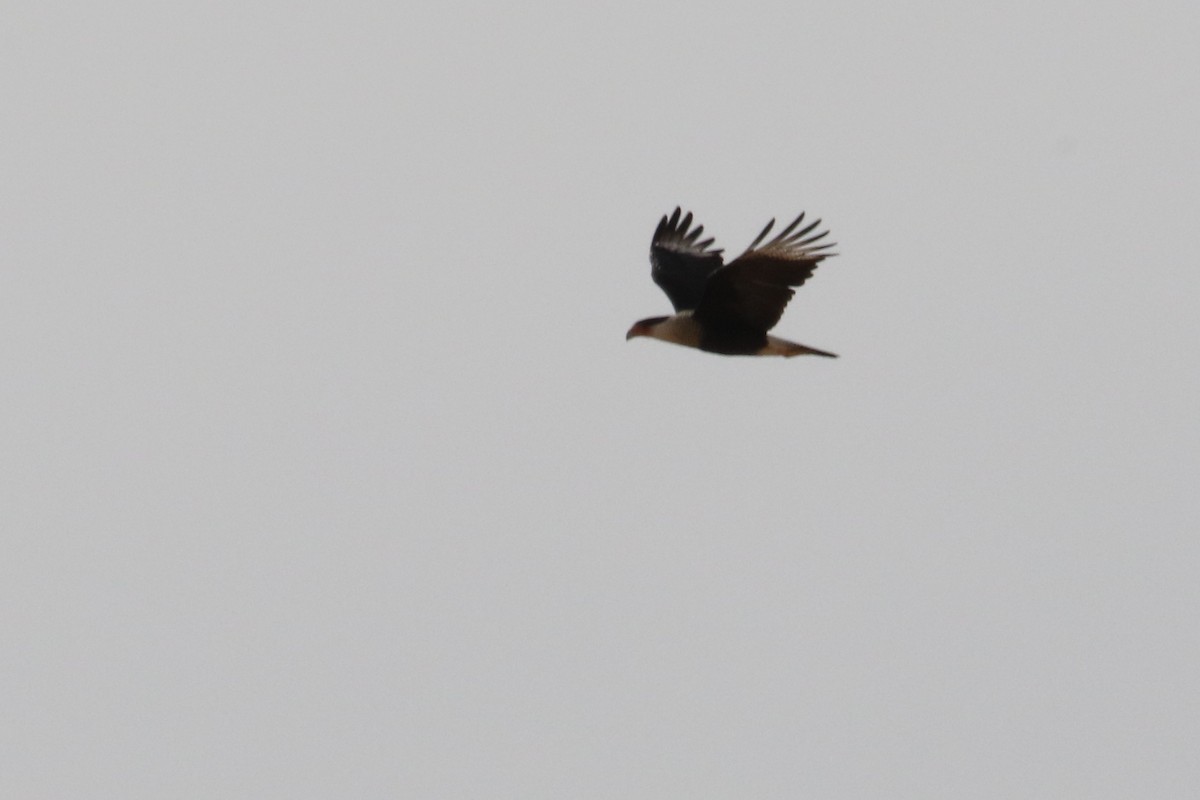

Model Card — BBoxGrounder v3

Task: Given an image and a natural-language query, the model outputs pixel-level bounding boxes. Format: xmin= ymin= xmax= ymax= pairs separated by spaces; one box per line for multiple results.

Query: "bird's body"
xmin=626 ymin=208 xmax=837 ymax=358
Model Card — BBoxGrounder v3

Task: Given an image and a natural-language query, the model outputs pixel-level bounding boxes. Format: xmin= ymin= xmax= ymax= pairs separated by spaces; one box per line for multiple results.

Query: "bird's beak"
xmin=625 ymin=324 xmax=642 ymax=341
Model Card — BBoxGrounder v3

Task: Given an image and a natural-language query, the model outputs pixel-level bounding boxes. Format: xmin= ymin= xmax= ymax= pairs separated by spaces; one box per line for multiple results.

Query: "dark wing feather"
xmin=649 ymin=207 xmax=725 ymax=311
xmin=694 ymin=212 xmax=836 ymax=333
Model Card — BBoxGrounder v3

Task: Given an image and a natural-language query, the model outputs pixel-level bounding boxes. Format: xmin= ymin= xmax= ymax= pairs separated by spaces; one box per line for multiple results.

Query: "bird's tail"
xmin=766 ymin=336 xmax=838 ymax=358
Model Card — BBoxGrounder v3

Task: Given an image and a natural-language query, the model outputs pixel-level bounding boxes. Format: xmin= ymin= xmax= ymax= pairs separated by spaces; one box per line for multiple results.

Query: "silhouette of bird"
xmin=626 ymin=207 xmax=838 ymax=358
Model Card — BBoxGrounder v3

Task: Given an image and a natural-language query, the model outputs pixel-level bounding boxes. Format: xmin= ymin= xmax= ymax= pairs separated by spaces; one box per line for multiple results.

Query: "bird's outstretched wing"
xmin=694 ymin=212 xmax=835 ymax=333
xmin=650 ymin=208 xmax=725 ymax=311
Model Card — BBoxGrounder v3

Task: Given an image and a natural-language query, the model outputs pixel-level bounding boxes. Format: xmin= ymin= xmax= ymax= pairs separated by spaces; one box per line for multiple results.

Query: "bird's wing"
xmin=693 ymin=212 xmax=835 ymax=333
xmin=650 ymin=208 xmax=725 ymax=311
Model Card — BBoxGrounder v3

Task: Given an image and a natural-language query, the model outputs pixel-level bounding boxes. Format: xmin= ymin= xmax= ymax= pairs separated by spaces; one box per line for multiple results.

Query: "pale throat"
xmin=649 ymin=311 xmax=703 ymax=347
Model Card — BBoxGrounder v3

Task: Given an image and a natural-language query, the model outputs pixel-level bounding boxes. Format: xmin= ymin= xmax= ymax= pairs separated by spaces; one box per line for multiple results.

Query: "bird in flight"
xmin=626 ymin=207 xmax=838 ymax=357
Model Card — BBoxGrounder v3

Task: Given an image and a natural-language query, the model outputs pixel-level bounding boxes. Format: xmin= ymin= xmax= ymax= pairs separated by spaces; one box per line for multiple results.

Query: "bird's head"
xmin=626 ymin=316 xmax=669 ymax=340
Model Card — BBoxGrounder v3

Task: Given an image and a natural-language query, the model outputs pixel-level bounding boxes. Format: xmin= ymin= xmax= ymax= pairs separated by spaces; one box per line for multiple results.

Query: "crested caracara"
xmin=626 ymin=207 xmax=838 ymax=358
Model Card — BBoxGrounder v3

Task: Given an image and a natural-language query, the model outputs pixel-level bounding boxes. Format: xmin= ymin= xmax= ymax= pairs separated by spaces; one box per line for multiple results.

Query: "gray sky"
xmin=4 ymin=1 xmax=1199 ymax=797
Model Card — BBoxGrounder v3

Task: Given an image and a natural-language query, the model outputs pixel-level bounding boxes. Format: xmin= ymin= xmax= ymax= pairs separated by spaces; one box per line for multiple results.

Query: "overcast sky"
xmin=4 ymin=1 xmax=1199 ymax=797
